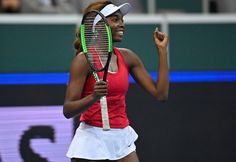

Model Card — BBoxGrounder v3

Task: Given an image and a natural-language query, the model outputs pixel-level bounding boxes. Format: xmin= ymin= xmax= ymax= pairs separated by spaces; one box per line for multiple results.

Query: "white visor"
xmin=93 ymin=3 xmax=131 ymax=32
xmin=100 ymin=3 xmax=131 ymax=17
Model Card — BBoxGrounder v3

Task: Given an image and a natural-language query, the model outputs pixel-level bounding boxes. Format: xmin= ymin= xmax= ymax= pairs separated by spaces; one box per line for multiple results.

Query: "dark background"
xmin=1 ymin=82 xmax=236 ymax=162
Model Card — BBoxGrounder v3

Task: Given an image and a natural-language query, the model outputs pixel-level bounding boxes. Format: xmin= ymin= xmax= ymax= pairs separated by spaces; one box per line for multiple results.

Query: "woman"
xmin=63 ymin=1 xmax=169 ymax=162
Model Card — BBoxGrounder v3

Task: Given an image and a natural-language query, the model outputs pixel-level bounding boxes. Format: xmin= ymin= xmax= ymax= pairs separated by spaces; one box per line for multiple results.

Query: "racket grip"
xmin=100 ymin=96 xmax=110 ymax=130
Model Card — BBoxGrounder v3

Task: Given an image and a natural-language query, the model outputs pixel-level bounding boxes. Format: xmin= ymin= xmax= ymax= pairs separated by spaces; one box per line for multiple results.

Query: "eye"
xmin=107 ymin=14 xmax=124 ymax=24
xmin=111 ymin=16 xmax=119 ymax=22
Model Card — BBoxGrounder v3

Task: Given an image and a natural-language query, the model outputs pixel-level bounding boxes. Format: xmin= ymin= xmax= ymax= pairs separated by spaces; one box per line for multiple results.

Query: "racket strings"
xmin=83 ymin=14 xmax=109 ymax=70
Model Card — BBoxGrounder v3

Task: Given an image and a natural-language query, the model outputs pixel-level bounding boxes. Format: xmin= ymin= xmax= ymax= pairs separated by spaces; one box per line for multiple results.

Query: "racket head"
xmin=80 ymin=10 xmax=113 ymax=72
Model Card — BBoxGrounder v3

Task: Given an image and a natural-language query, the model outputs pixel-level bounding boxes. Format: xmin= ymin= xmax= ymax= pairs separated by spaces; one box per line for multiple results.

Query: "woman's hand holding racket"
xmin=93 ymin=80 xmax=108 ymax=99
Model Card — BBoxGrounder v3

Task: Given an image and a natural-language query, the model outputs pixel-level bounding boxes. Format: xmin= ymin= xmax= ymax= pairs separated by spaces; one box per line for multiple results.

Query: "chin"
xmin=113 ymin=40 xmax=122 ymax=43
xmin=113 ymin=37 xmax=123 ymax=42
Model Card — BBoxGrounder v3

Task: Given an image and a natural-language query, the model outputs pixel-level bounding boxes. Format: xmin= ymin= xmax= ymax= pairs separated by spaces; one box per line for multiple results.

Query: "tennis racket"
xmin=80 ymin=10 xmax=112 ymax=130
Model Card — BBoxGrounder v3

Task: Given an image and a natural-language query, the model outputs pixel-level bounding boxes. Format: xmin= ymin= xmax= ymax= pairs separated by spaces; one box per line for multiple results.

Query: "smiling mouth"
xmin=117 ymin=31 xmax=124 ymax=36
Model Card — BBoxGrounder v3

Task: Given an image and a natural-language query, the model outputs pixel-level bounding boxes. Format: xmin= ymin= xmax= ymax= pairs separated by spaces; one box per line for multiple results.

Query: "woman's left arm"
xmin=121 ymin=28 xmax=169 ymax=101
xmin=153 ymin=28 xmax=169 ymax=101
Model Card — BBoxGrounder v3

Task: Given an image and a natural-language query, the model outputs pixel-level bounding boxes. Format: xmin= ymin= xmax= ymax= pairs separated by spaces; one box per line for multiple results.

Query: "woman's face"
xmin=106 ymin=11 xmax=125 ymax=42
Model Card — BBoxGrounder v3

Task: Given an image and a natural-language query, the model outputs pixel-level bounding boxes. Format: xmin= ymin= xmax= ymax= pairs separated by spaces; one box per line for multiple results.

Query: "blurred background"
xmin=0 ymin=0 xmax=236 ymax=162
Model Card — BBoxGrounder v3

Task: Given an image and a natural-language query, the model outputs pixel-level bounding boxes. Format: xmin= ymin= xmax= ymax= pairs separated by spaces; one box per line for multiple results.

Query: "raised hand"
xmin=153 ymin=27 xmax=168 ymax=49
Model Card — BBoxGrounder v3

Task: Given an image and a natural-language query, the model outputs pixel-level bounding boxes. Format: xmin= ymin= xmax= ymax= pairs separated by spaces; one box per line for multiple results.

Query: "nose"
xmin=118 ymin=19 xmax=124 ymax=28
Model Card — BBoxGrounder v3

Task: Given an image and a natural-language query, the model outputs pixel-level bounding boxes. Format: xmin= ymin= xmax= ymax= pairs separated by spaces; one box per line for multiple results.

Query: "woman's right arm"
xmin=63 ymin=53 xmax=108 ymax=119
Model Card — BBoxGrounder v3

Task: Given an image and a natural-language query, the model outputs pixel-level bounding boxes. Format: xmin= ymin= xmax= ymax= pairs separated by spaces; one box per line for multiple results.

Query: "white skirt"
xmin=66 ymin=122 xmax=138 ymax=160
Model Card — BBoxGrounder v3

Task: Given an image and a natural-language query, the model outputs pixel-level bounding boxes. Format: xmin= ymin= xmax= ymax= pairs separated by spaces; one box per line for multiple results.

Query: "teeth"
xmin=117 ymin=31 xmax=123 ymax=35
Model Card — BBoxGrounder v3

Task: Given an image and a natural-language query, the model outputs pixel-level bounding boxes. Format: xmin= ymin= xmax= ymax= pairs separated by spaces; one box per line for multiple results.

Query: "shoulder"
xmin=71 ymin=52 xmax=87 ymax=67
xmin=116 ymin=47 xmax=134 ymax=56
xmin=116 ymin=47 xmax=139 ymax=61
xmin=69 ymin=52 xmax=90 ymax=74
xmin=116 ymin=47 xmax=142 ymax=68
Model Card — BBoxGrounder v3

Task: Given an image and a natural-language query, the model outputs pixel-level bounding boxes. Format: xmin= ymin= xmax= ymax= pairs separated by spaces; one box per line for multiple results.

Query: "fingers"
xmin=93 ymin=80 xmax=108 ymax=98
xmin=155 ymin=27 xmax=164 ymax=41
xmin=154 ymin=27 xmax=168 ymax=48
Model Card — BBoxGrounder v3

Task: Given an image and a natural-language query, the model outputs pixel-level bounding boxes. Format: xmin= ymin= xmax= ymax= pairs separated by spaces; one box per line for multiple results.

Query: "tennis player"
xmin=63 ymin=1 xmax=169 ymax=162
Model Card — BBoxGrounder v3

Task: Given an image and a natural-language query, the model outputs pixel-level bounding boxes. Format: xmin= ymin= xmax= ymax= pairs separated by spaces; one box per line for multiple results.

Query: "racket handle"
xmin=100 ymin=96 xmax=110 ymax=130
